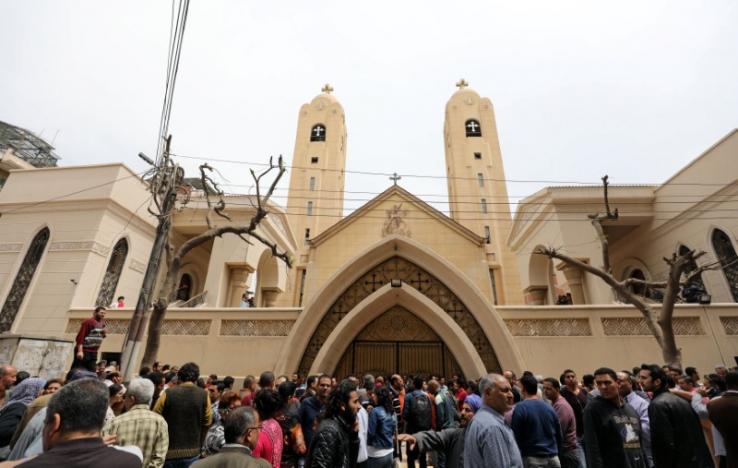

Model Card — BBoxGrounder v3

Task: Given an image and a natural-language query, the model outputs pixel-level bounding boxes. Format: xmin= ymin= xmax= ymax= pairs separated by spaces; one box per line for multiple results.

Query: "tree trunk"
xmin=141 ymin=301 xmax=167 ymax=368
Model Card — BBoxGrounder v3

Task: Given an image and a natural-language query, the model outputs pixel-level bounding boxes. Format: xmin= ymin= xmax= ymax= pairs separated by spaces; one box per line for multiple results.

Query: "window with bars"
xmin=307 ymin=201 xmax=314 ymax=216
xmin=712 ymin=229 xmax=738 ymax=301
xmin=477 ymin=173 xmax=484 ymax=187
xmin=480 ymin=198 xmax=488 ymax=214
xmin=309 ymin=177 xmax=316 ymax=191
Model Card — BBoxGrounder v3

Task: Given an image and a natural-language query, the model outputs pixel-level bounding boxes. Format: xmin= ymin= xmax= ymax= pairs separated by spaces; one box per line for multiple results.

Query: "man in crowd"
xmin=399 ymin=393 xmax=481 ymax=468
xmin=617 ymin=371 xmax=653 ymax=466
xmin=258 ymin=371 xmax=275 ymax=391
xmin=0 ymin=365 xmax=17 ymax=406
xmin=708 ymin=371 xmax=738 ymax=468
xmin=240 ymin=375 xmax=257 ymax=406
xmin=503 ymin=370 xmax=522 ymax=403
xmin=18 ymin=379 xmax=141 ymax=467
xmin=511 ymin=374 xmax=562 ymax=467
xmin=463 ymin=373 xmax=522 ymax=468
xmin=301 ymin=375 xmax=318 ymax=402
xmin=559 ymin=369 xmax=588 ymax=448
xmin=300 ymin=374 xmax=332 ymax=450
xmin=307 ymin=379 xmax=361 ymax=468
xmin=72 ymin=306 xmax=107 ymax=371
xmin=450 ymin=377 xmax=467 ymax=410
xmin=542 ymin=378 xmax=582 ymax=468
xmin=154 ymin=362 xmax=212 ymax=467
xmin=583 ymin=367 xmax=647 ymax=468
xmin=103 ymin=378 xmax=169 ymax=468
xmin=192 ymin=407 xmax=270 ymax=468
xmin=639 ymin=364 xmax=713 ymax=468
xmin=403 ymin=376 xmax=434 ymax=468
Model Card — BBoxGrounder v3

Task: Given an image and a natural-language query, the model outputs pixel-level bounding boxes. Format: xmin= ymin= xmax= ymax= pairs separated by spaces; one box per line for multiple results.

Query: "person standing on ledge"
xmin=72 ymin=306 xmax=106 ymax=372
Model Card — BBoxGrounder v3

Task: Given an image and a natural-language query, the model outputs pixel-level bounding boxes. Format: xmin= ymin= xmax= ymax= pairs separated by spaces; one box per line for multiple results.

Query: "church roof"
xmin=309 ymin=184 xmax=486 ymax=247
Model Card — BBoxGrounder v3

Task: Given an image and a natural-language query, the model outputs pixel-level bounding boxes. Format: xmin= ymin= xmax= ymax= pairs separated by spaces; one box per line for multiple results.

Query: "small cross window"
xmin=474 ymin=152 xmax=482 ymax=160
xmin=311 ymin=124 xmax=326 ymax=142
xmin=465 ymin=119 xmax=482 ymax=137
xmin=311 ymin=156 xmax=319 ymax=164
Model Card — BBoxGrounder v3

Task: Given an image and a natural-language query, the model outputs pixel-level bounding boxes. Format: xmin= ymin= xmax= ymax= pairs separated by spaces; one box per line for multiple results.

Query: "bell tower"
xmin=286 ymin=84 xmax=347 ymax=247
xmin=443 ymin=79 xmax=522 ymax=304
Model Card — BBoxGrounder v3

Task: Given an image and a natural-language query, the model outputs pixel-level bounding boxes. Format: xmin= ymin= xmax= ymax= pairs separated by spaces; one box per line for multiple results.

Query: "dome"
xmin=309 ymin=83 xmax=343 ymax=110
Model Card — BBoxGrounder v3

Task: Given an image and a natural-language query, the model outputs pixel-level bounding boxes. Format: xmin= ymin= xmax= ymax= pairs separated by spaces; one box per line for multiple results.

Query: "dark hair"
xmin=162 ymin=364 xmax=171 ymax=372
xmin=593 ymin=367 xmax=617 ymax=381
xmin=258 ymin=371 xmax=275 ymax=388
xmin=640 ymin=364 xmax=667 ymax=390
xmin=726 ymin=371 xmax=738 ymax=390
xmin=413 ymin=376 xmax=424 ymax=392
xmin=454 ymin=377 xmax=467 ymax=389
xmin=224 ymin=407 xmax=258 ymax=444
xmin=108 ymin=383 xmax=124 ymax=399
xmin=15 ymin=371 xmax=30 ymax=385
xmin=139 ymin=367 xmax=151 ymax=378
xmin=178 ymin=362 xmax=200 ymax=383
xmin=218 ymin=391 xmax=242 ymax=411
xmin=582 ymin=374 xmax=595 ymax=386
xmin=117 ymin=296 xmax=124 ymax=301
xmin=46 ymin=379 xmax=109 ymax=434
xmin=209 ymin=374 xmax=219 ymax=382
xmin=243 ymin=375 xmax=255 ymax=389
xmin=44 ymin=378 xmax=63 ymax=390
xmin=677 ymin=375 xmax=694 ymax=385
xmin=543 ymin=377 xmax=560 ymax=390
xmin=164 ymin=371 xmax=177 ymax=384
xmin=559 ymin=369 xmax=575 ymax=385
xmin=706 ymin=374 xmax=727 ymax=393
xmin=362 ymin=374 xmax=375 ymax=390
xmin=324 ymin=379 xmax=357 ymax=419
xmin=306 ymin=375 xmax=318 ymax=388
xmin=146 ymin=371 xmax=164 ymax=387
xmin=223 ymin=376 xmax=235 ymax=389
xmin=278 ymin=381 xmax=297 ymax=402
xmin=374 ymin=386 xmax=394 ymax=412
xmin=196 ymin=377 xmax=206 ymax=388
xmin=520 ymin=374 xmax=538 ymax=395
xmin=94 ymin=306 xmax=106 ymax=313
xmin=685 ymin=366 xmax=697 ymax=376
xmin=254 ymin=389 xmax=282 ymax=420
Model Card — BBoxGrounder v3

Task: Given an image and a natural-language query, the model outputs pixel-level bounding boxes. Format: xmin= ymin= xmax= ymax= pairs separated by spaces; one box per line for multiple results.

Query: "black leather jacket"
xmin=648 ymin=390 xmax=714 ymax=468
xmin=307 ymin=417 xmax=358 ymax=468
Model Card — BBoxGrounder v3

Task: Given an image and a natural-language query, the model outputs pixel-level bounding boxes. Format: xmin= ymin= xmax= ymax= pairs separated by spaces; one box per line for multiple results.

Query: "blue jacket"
xmin=367 ymin=406 xmax=395 ymax=449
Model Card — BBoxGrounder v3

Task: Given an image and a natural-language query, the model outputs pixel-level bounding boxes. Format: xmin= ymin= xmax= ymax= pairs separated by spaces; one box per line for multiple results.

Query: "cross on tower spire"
xmin=321 ymin=83 xmax=334 ymax=94
xmin=455 ymin=78 xmax=469 ymax=89
xmin=390 ymin=172 xmax=402 ymax=185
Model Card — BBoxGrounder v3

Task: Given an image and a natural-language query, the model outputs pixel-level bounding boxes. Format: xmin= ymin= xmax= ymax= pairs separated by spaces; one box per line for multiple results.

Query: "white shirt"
xmin=357 ymin=406 xmax=369 ymax=463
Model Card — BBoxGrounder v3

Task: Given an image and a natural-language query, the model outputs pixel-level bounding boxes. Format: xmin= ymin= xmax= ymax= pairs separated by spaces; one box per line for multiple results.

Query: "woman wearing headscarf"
xmin=0 ymin=377 xmax=45 ymax=448
xmin=398 ymin=393 xmax=482 ymax=468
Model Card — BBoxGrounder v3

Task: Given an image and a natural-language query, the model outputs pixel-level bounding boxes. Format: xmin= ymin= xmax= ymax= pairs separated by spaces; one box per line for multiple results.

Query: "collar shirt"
xmin=463 ymin=404 xmax=523 ymax=468
xmin=103 ymin=403 xmax=169 ymax=468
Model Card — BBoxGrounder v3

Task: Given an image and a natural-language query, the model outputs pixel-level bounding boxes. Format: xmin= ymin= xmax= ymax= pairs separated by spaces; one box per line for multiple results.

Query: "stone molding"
xmin=129 ymin=259 xmax=146 ymax=273
xmin=505 ymin=318 xmax=592 ymax=336
xmin=602 ymin=317 xmax=704 ymax=336
xmin=49 ymin=241 xmax=110 ymax=257
xmin=0 ymin=243 xmax=23 ymax=252
xmin=220 ymin=320 xmax=293 ymax=337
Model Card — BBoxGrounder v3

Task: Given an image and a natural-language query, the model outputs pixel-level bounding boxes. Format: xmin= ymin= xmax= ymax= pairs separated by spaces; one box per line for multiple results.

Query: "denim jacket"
xmin=367 ymin=406 xmax=396 ymax=449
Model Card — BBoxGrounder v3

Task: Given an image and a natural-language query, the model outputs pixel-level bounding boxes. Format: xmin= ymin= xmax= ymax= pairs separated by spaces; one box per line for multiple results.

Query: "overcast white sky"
xmin=2 ymin=1 xmax=737 ymax=214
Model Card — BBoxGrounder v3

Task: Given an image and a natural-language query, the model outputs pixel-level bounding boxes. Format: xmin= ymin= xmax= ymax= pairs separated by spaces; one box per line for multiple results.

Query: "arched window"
xmin=310 ymin=124 xmax=326 ymax=142
xmin=177 ymin=273 xmax=193 ymax=302
xmin=0 ymin=227 xmax=50 ymax=332
xmin=465 ymin=119 xmax=482 ymax=137
xmin=626 ymin=269 xmax=647 ymax=297
xmin=96 ymin=238 xmax=129 ymax=307
xmin=678 ymin=244 xmax=707 ymax=303
xmin=711 ymin=229 xmax=738 ymax=301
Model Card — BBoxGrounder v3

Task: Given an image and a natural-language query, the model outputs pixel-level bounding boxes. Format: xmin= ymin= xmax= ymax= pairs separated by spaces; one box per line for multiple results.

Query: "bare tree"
xmin=536 ymin=176 xmax=718 ymax=368
xmin=140 ymin=156 xmax=293 ymax=367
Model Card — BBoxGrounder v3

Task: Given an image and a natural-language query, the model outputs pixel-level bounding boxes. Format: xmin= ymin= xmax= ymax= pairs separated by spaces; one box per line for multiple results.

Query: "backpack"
xmin=408 ymin=392 xmax=433 ymax=431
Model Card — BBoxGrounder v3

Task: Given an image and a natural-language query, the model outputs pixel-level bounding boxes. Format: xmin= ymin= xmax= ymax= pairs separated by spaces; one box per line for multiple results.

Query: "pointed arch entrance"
xmin=96 ymin=238 xmax=129 ymax=307
xmin=334 ymin=305 xmax=462 ymax=378
xmin=297 ymin=256 xmax=500 ymax=377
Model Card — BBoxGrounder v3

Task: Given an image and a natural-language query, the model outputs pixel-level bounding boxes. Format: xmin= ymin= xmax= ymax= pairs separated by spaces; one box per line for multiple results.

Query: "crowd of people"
xmin=0 ymin=357 xmax=735 ymax=468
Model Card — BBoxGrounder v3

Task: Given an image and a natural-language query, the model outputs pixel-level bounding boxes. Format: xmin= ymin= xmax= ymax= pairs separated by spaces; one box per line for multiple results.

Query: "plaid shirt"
xmin=103 ymin=404 xmax=169 ymax=468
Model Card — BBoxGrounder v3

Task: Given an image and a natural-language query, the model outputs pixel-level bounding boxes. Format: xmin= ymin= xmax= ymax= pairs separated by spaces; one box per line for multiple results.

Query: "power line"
xmin=0 ymin=171 xmax=149 ymax=215
xmin=170 ymin=152 xmax=735 ymax=187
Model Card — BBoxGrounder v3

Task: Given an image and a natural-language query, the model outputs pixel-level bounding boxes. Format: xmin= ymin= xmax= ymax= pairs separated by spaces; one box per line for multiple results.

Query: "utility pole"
xmin=120 ymin=136 xmax=182 ymax=380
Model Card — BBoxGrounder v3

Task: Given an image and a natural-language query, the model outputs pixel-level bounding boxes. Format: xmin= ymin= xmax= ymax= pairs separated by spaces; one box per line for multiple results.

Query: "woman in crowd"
xmin=0 ymin=377 xmax=46 ymax=449
xmin=275 ymin=381 xmax=306 ymax=468
xmin=367 ymin=386 xmax=396 ymax=468
xmin=202 ymin=391 xmax=242 ymax=456
xmin=253 ymin=388 xmax=284 ymax=468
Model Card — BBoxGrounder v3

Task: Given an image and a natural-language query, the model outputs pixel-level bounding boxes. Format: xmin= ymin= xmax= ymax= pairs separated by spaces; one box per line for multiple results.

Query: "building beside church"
xmin=0 ymin=84 xmax=736 ymax=379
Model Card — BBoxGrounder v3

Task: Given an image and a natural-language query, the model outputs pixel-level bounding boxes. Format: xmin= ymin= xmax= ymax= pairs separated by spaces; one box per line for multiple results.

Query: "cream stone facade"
xmin=0 ymin=86 xmax=736 ymax=379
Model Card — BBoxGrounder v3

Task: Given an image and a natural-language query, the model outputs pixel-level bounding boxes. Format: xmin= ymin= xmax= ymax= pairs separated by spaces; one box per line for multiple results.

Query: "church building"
xmin=0 ymin=83 xmax=735 ymax=379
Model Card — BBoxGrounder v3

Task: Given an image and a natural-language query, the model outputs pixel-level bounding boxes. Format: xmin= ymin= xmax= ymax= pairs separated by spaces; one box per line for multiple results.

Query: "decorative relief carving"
xmin=66 ymin=319 xmax=130 ymax=335
xmin=602 ymin=317 xmax=704 ymax=336
xmin=161 ymin=319 xmax=211 ymax=336
xmin=0 ymin=243 xmax=23 ymax=252
xmin=720 ymin=317 xmax=738 ymax=335
xmin=357 ymin=306 xmax=439 ymax=342
xmin=49 ymin=241 xmax=110 ymax=257
xmin=220 ymin=320 xmax=293 ymax=337
xmin=505 ymin=319 xmax=592 ymax=337
xmin=298 ymin=256 xmax=500 ymax=376
xmin=129 ymin=259 xmax=146 ymax=273
xmin=381 ymin=204 xmax=411 ymax=237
